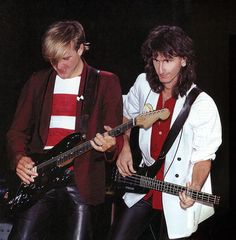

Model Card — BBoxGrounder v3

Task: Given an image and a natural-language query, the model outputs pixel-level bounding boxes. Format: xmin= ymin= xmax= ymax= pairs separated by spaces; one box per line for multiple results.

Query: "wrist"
xmin=190 ymin=183 xmax=202 ymax=191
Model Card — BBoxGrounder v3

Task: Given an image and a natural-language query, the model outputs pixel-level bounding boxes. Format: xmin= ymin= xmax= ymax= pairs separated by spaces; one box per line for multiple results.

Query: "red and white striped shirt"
xmin=44 ymin=75 xmax=81 ymax=149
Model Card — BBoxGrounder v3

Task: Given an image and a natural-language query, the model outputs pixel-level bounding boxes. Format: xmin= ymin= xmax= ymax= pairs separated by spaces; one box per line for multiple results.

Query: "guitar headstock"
xmin=135 ymin=108 xmax=170 ymax=129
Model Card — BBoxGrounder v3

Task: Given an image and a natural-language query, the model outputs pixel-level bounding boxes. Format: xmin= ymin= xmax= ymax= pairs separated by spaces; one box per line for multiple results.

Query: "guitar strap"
xmin=147 ymin=86 xmax=202 ymax=177
xmin=78 ymin=67 xmax=100 ymax=136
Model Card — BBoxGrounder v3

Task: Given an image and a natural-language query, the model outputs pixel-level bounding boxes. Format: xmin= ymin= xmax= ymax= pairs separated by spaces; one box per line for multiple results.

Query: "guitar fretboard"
xmin=115 ymin=171 xmax=220 ymax=205
xmin=36 ymin=109 xmax=168 ymax=171
xmin=37 ymin=119 xmax=135 ymax=170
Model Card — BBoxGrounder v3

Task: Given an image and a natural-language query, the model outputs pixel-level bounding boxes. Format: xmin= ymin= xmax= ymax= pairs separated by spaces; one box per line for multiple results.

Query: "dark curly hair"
xmin=141 ymin=25 xmax=196 ymax=98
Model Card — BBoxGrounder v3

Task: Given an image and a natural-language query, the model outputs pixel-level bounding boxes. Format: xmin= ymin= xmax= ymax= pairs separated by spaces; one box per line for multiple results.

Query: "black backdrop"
xmin=0 ymin=0 xmax=235 ymax=237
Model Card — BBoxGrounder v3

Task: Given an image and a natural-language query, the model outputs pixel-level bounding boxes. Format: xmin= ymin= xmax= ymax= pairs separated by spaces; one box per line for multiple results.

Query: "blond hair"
xmin=42 ymin=20 xmax=89 ymax=62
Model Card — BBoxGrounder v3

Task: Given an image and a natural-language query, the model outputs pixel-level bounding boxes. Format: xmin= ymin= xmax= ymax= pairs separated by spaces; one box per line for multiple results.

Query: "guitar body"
xmin=6 ymin=132 xmax=83 ymax=213
xmin=112 ymin=167 xmax=149 ymax=194
xmin=113 ymin=126 xmax=151 ymax=194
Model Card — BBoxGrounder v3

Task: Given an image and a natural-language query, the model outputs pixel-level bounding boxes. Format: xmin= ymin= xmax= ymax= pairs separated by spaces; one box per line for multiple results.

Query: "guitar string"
xmin=116 ymin=176 xmax=219 ymax=204
xmin=37 ymin=120 xmax=135 ymax=170
xmin=115 ymin=173 xmax=219 ymax=204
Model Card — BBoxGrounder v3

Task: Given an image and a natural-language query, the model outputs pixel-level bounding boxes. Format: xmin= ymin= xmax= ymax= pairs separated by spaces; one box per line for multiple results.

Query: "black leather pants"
xmin=8 ymin=184 xmax=93 ymax=240
xmin=108 ymin=198 xmax=189 ymax=240
xmin=108 ymin=198 xmax=156 ymax=240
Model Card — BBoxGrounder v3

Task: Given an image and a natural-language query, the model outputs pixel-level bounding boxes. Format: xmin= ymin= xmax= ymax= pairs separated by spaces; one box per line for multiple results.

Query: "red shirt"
xmin=45 ymin=93 xmax=77 ymax=148
xmin=144 ymin=92 xmax=176 ymax=209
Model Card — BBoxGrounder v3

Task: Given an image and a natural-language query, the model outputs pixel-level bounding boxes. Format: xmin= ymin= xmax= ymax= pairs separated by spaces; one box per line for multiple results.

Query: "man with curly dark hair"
xmin=110 ymin=25 xmax=222 ymax=240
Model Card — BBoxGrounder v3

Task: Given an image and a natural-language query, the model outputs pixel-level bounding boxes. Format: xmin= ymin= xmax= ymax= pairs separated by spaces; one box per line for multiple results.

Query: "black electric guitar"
xmin=112 ymin=124 xmax=220 ymax=206
xmin=112 ymin=169 xmax=220 ymax=206
xmin=4 ymin=108 xmax=170 ymax=212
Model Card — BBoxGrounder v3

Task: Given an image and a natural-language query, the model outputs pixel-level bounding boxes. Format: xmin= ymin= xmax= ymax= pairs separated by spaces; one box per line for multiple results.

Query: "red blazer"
xmin=6 ymin=62 xmax=123 ymax=205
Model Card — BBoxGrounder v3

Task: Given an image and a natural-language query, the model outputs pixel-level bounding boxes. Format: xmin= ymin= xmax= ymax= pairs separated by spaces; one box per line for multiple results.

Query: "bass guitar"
xmin=112 ymin=168 xmax=220 ymax=206
xmin=4 ymin=108 xmax=170 ymax=212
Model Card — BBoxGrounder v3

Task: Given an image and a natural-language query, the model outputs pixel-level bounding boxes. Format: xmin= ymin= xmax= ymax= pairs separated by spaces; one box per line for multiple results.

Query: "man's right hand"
xmin=16 ymin=156 xmax=38 ymax=184
xmin=116 ymin=135 xmax=136 ymax=177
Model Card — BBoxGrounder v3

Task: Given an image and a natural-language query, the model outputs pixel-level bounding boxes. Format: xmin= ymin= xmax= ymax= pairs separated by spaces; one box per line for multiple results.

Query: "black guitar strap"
xmin=147 ymin=86 xmax=202 ymax=177
xmin=78 ymin=67 xmax=100 ymax=136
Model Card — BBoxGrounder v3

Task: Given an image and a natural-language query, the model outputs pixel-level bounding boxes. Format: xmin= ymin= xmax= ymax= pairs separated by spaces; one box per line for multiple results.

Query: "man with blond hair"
xmin=7 ymin=20 xmax=123 ymax=240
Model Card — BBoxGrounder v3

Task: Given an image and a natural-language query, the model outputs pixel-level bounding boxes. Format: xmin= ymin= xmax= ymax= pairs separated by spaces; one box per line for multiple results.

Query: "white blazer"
xmin=122 ymin=73 xmax=222 ymax=239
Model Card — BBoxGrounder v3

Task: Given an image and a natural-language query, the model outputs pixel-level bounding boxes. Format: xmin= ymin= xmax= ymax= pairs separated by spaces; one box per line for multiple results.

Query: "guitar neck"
xmin=58 ymin=119 xmax=135 ymax=162
xmin=37 ymin=108 xmax=170 ymax=170
xmin=37 ymin=109 xmax=170 ymax=170
xmin=108 ymin=119 xmax=134 ymax=137
xmin=117 ymin=173 xmax=220 ymax=205
xmin=37 ymin=119 xmax=135 ymax=170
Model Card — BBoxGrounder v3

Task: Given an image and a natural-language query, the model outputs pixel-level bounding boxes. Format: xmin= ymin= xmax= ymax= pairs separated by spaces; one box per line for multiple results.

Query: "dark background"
xmin=0 ymin=0 xmax=235 ymax=239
